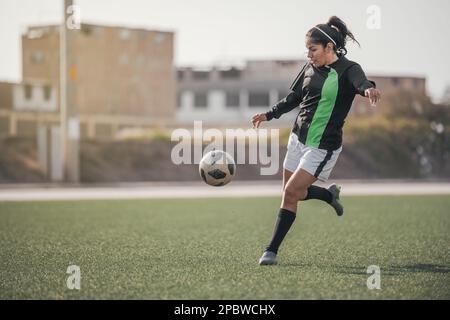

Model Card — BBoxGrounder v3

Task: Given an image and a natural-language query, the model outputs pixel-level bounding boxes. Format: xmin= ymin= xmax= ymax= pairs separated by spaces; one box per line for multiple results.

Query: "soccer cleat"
xmin=327 ymin=183 xmax=344 ymax=217
xmin=258 ymin=251 xmax=278 ymax=265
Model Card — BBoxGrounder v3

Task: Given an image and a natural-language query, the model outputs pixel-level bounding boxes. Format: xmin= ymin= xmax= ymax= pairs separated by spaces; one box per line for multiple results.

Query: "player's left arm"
xmin=347 ymin=64 xmax=381 ymax=106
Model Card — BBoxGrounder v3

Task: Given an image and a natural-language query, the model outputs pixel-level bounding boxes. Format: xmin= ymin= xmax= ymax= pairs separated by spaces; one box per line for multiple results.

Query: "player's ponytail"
xmin=307 ymin=16 xmax=360 ymax=57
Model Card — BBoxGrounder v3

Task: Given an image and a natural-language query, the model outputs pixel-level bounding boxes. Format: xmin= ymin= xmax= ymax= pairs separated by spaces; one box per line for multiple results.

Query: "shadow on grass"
xmin=280 ymin=263 xmax=450 ymax=276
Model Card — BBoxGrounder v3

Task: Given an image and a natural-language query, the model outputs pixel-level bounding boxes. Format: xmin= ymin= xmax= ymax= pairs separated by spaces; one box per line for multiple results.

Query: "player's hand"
xmin=365 ymin=88 xmax=381 ymax=107
xmin=252 ymin=113 xmax=267 ymax=128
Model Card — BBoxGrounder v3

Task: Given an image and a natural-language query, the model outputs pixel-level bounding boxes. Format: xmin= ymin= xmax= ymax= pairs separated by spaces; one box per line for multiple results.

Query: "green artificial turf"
xmin=0 ymin=195 xmax=449 ymax=299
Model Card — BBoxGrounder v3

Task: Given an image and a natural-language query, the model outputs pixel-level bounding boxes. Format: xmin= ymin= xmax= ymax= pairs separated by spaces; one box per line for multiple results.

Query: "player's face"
xmin=305 ymin=38 xmax=332 ymax=67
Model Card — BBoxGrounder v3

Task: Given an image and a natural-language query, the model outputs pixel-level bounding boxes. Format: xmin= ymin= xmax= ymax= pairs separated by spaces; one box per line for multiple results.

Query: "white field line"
xmin=0 ymin=182 xmax=449 ymax=202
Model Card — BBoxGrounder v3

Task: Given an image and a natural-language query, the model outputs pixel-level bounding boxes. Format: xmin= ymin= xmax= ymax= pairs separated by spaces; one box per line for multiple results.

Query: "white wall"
xmin=176 ymin=89 xmax=296 ymax=125
xmin=13 ymin=84 xmax=57 ymax=112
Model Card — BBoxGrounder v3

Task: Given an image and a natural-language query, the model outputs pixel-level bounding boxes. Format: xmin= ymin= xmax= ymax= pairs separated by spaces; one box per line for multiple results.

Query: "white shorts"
xmin=283 ymin=133 xmax=342 ymax=182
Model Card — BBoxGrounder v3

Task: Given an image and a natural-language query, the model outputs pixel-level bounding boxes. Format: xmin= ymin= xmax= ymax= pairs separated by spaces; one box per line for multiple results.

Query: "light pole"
xmin=60 ymin=0 xmax=80 ymax=182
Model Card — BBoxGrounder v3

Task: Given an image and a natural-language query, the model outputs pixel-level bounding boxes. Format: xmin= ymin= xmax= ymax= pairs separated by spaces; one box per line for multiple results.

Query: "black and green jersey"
xmin=266 ymin=56 xmax=375 ymax=151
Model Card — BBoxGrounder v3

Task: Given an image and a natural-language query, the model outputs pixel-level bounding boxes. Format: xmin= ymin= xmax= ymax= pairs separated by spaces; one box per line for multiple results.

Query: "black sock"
xmin=304 ymin=185 xmax=332 ymax=203
xmin=266 ymin=208 xmax=296 ymax=254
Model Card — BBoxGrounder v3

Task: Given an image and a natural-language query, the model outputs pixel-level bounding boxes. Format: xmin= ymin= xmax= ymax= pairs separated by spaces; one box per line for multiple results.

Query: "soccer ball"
xmin=199 ymin=150 xmax=236 ymax=186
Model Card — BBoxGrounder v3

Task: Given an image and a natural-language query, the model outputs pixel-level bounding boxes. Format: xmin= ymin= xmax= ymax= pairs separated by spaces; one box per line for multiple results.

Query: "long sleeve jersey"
xmin=266 ymin=56 xmax=376 ymax=151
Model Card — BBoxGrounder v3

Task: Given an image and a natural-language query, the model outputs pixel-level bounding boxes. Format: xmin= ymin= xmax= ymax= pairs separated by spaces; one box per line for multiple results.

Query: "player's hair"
xmin=306 ymin=16 xmax=360 ymax=57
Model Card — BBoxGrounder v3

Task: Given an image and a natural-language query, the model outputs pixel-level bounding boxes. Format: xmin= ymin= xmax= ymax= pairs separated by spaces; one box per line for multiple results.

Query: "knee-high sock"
xmin=266 ymin=208 xmax=296 ymax=254
xmin=304 ymin=185 xmax=332 ymax=203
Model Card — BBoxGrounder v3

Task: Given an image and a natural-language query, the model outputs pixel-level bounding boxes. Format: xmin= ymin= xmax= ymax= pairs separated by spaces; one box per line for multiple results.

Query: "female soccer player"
xmin=252 ymin=16 xmax=381 ymax=265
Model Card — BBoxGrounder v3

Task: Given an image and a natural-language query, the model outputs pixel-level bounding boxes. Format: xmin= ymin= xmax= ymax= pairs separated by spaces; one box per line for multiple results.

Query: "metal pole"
xmin=60 ymin=0 xmax=79 ymax=182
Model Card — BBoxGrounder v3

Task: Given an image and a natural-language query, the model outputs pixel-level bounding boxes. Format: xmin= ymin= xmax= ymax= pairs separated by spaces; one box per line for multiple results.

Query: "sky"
xmin=1 ymin=0 xmax=449 ymax=101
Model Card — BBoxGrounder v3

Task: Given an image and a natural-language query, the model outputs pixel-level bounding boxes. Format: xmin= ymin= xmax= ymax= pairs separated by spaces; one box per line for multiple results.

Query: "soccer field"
xmin=0 ymin=195 xmax=449 ymax=299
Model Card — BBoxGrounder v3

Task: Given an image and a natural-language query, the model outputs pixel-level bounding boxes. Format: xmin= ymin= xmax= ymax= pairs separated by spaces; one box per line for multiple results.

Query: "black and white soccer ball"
xmin=199 ymin=150 xmax=236 ymax=186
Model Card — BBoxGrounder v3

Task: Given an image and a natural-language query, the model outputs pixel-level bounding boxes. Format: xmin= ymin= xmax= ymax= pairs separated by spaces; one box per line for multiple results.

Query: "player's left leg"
xmin=298 ymin=145 xmax=344 ymax=216
xmin=260 ymin=134 xmax=316 ymax=266
xmin=281 ymin=168 xmax=318 ymax=212
xmin=259 ymin=168 xmax=317 ymax=265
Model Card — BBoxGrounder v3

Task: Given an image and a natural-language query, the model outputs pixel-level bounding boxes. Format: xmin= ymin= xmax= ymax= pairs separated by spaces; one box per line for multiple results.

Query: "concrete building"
xmin=176 ymin=60 xmax=305 ymax=125
xmin=0 ymin=23 xmax=176 ymax=140
xmin=176 ymin=61 xmax=427 ymax=123
xmin=0 ymin=81 xmax=58 ymax=136
xmin=351 ymin=74 xmax=427 ymax=116
xmin=24 ymin=24 xmax=174 ymax=120
xmin=0 ymin=23 xmax=176 ymax=181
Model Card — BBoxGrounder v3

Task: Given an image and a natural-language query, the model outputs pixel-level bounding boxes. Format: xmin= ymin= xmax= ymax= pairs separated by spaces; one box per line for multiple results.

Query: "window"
xmin=81 ymin=25 xmax=93 ymax=36
xmin=194 ymin=93 xmax=208 ymax=108
xmin=93 ymin=27 xmax=103 ymax=37
xmin=31 ymin=51 xmax=44 ymax=64
xmin=24 ymin=85 xmax=32 ymax=100
xmin=154 ymin=32 xmax=165 ymax=44
xmin=192 ymin=71 xmax=209 ymax=80
xmin=276 ymin=60 xmax=297 ymax=67
xmin=43 ymin=85 xmax=51 ymax=101
xmin=220 ymin=68 xmax=241 ymax=79
xmin=119 ymin=29 xmax=130 ymax=40
xmin=139 ymin=31 xmax=147 ymax=41
xmin=225 ymin=92 xmax=240 ymax=108
xmin=27 ymin=29 xmax=44 ymax=39
xmin=177 ymin=92 xmax=182 ymax=108
xmin=249 ymin=91 xmax=270 ymax=107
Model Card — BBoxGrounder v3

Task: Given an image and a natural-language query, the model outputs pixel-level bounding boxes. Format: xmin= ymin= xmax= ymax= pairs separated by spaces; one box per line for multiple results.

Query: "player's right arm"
xmin=251 ymin=91 xmax=302 ymax=128
xmin=251 ymin=63 xmax=307 ymax=128
xmin=266 ymin=90 xmax=303 ymax=120
xmin=252 ymin=91 xmax=301 ymax=128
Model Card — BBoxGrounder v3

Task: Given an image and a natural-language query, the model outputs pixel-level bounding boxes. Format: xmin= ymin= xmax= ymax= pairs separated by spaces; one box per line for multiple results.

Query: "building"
xmin=0 ymin=23 xmax=176 ymax=139
xmin=0 ymin=81 xmax=58 ymax=136
xmin=176 ymin=61 xmax=427 ymax=124
xmin=351 ymin=74 xmax=427 ymax=116
xmin=23 ymin=24 xmax=175 ymax=119
xmin=0 ymin=23 xmax=176 ymax=181
xmin=176 ymin=60 xmax=306 ymax=125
